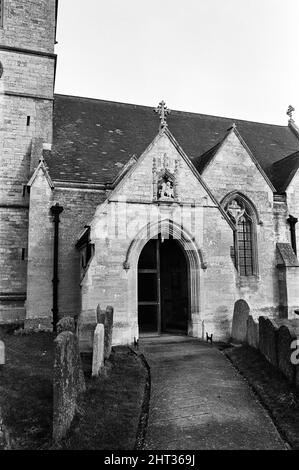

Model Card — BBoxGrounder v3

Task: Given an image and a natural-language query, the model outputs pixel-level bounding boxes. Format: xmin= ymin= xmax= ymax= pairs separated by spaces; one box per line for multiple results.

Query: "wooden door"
xmin=138 ymin=237 xmax=188 ymax=335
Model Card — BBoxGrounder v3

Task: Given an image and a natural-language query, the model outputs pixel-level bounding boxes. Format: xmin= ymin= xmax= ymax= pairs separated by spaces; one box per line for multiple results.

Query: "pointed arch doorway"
xmin=138 ymin=235 xmax=189 ymax=335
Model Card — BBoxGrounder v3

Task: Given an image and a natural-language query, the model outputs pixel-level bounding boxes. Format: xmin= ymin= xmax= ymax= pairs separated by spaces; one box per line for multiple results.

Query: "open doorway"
xmin=138 ymin=235 xmax=189 ymax=335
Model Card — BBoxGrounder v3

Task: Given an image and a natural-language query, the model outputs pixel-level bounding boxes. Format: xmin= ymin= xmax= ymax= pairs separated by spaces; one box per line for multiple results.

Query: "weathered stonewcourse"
xmin=53 ymin=331 xmax=86 ymax=443
xmin=246 ymin=315 xmax=259 ymax=349
xmin=258 ymin=317 xmax=278 ymax=367
xmin=231 ymin=299 xmax=250 ymax=343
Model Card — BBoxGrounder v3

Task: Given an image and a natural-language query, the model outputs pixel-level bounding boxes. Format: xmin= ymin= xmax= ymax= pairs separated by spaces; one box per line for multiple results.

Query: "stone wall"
xmin=26 ymin=171 xmax=54 ymax=322
xmin=54 ymin=188 xmax=106 ymax=319
xmin=0 ymin=0 xmax=56 ymax=323
xmin=0 ymin=0 xmax=56 ymax=52
xmin=201 ymin=129 xmax=281 ymax=319
xmin=26 ymin=178 xmax=106 ymax=324
xmin=80 ymin=132 xmax=237 ymax=344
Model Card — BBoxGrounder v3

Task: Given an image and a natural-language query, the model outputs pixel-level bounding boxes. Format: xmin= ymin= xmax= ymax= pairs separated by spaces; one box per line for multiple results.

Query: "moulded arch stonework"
xmin=123 ymin=219 xmax=206 ymax=338
xmin=221 ymin=191 xmax=262 ymax=225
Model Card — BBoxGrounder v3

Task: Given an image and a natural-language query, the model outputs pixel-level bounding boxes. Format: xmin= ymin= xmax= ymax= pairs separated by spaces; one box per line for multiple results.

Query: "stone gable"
xmin=109 ymin=131 xmax=216 ymax=206
xmin=202 ymin=130 xmax=274 ymax=203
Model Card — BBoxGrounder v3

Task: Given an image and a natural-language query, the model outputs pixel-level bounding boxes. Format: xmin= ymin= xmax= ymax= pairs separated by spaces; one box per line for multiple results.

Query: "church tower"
xmin=0 ymin=0 xmax=58 ymax=322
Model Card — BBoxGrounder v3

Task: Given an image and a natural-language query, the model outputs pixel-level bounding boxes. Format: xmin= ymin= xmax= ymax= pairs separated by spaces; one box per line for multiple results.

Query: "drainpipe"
xmin=50 ymin=203 xmax=64 ymax=332
xmin=287 ymin=215 xmax=298 ymax=256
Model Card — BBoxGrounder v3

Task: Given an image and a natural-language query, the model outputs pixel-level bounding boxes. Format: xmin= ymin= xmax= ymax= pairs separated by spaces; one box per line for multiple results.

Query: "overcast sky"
xmin=55 ymin=0 xmax=299 ymax=125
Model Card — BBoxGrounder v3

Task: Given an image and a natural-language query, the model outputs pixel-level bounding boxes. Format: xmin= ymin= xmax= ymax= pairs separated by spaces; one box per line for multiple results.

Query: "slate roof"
xmin=46 ymin=94 xmax=299 ymax=190
xmin=270 ymin=150 xmax=299 ymax=193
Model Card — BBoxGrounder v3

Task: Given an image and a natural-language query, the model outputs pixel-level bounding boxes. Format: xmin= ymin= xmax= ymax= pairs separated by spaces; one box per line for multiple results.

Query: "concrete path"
xmin=140 ymin=336 xmax=286 ymax=450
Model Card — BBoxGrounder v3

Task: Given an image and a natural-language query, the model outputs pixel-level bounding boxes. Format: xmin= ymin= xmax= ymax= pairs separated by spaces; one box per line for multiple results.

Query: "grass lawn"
xmin=59 ymin=347 xmax=148 ymax=450
xmin=0 ymin=327 xmax=147 ymax=450
xmin=0 ymin=328 xmax=54 ymax=449
xmin=225 ymin=345 xmax=299 ymax=449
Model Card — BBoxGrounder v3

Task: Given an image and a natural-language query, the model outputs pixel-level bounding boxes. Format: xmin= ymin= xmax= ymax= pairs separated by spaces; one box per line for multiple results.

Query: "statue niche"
xmin=152 ymin=154 xmax=179 ymax=202
xmin=158 ymin=172 xmax=174 ymax=200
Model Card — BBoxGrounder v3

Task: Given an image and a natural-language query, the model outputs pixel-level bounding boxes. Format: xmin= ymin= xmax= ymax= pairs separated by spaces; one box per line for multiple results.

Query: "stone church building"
xmin=1 ymin=0 xmax=299 ymax=345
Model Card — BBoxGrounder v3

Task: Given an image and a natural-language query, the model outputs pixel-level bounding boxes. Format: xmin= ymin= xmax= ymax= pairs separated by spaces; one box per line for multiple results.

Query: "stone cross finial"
xmin=287 ymin=105 xmax=295 ymax=121
xmin=154 ymin=100 xmax=171 ymax=130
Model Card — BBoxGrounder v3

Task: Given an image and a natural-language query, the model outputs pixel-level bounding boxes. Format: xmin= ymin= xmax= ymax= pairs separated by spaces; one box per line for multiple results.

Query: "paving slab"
xmin=140 ymin=337 xmax=286 ymax=450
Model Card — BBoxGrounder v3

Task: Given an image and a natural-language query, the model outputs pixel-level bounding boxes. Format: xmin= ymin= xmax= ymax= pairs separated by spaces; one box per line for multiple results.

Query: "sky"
xmin=55 ymin=0 xmax=299 ymax=125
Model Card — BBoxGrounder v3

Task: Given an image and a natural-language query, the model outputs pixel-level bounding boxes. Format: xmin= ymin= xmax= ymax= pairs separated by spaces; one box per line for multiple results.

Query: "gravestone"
xmin=104 ymin=306 xmax=114 ymax=359
xmin=0 ymin=341 xmax=5 ymax=366
xmin=53 ymin=331 xmax=86 ymax=443
xmin=0 ymin=406 xmax=11 ymax=450
xmin=96 ymin=304 xmax=106 ymax=325
xmin=92 ymin=323 xmax=105 ymax=377
xmin=259 ymin=317 xmax=278 ymax=367
xmin=56 ymin=316 xmax=76 ymax=334
xmin=277 ymin=325 xmax=296 ymax=383
xmin=296 ymin=363 xmax=299 ymax=390
xmin=246 ymin=316 xmax=259 ymax=349
xmin=79 ymin=323 xmax=95 ymax=353
xmin=231 ymin=299 xmax=250 ymax=343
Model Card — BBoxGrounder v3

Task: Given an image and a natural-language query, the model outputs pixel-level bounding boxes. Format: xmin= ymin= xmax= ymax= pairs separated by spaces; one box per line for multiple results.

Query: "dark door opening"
xmin=138 ymin=236 xmax=189 ymax=335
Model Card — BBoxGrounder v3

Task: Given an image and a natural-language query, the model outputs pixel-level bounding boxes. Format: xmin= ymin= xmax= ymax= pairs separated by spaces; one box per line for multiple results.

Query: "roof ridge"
xmin=53 ymin=93 xmax=289 ymax=128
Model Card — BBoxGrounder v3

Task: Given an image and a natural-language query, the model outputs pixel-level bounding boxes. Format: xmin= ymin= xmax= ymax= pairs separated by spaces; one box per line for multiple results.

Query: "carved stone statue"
xmin=158 ymin=178 xmax=174 ymax=200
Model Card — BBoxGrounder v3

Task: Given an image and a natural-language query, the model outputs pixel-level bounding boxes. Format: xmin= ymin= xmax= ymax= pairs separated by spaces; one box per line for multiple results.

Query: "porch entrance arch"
xmin=138 ymin=235 xmax=189 ymax=334
xmin=124 ymin=219 xmax=205 ymax=338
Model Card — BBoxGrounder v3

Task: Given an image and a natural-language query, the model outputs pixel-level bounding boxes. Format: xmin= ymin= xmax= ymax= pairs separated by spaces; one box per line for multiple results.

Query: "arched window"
xmin=223 ymin=195 xmax=258 ymax=276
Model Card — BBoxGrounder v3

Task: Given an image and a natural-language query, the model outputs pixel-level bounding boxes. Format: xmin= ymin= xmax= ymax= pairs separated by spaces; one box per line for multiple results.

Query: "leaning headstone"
xmin=92 ymin=323 xmax=105 ymax=377
xmin=231 ymin=299 xmax=250 ymax=343
xmin=56 ymin=316 xmax=76 ymax=334
xmin=53 ymin=331 xmax=86 ymax=443
xmin=246 ymin=316 xmax=259 ymax=349
xmin=0 ymin=406 xmax=11 ymax=450
xmin=259 ymin=316 xmax=278 ymax=367
xmin=0 ymin=341 xmax=5 ymax=366
xmin=96 ymin=304 xmax=106 ymax=325
xmin=104 ymin=306 xmax=114 ymax=359
xmin=277 ymin=325 xmax=296 ymax=384
xmin=78 ymin=323 xmax=95 ymax=353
